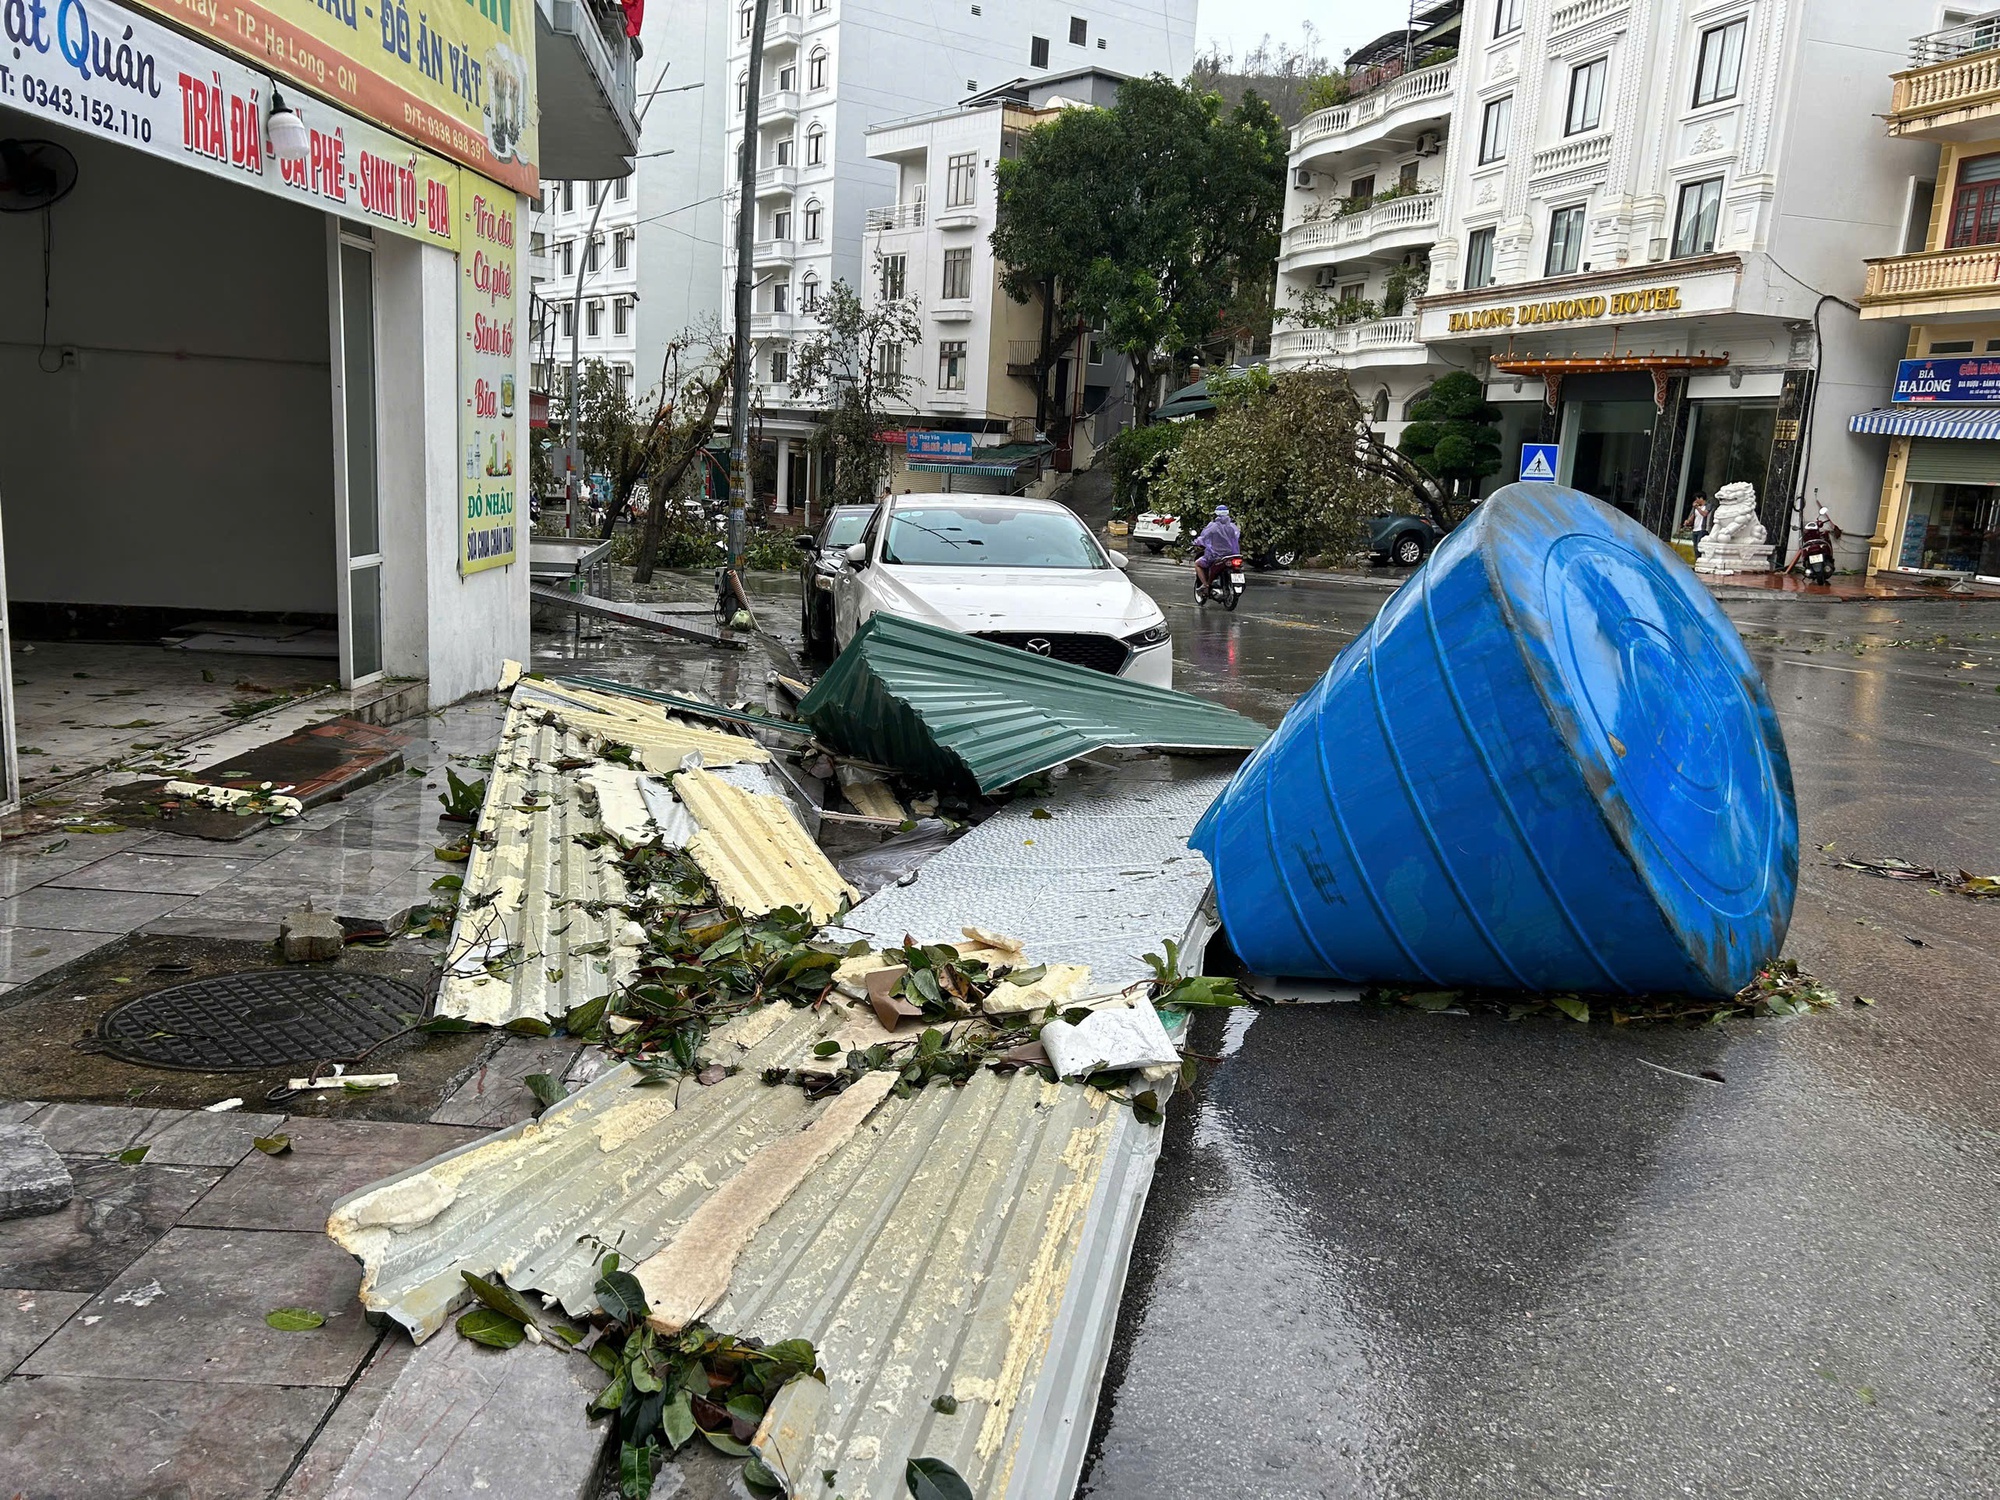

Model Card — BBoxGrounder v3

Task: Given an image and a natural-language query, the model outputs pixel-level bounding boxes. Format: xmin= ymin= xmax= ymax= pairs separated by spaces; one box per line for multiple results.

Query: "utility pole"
xmin=563 ymin=66 xmax=696 ymax=536
xmin=724 ymin=0 xmax=770 ymax=619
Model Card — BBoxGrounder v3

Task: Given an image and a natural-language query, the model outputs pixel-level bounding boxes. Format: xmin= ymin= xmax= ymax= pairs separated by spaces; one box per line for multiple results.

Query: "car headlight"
xmin=1126 ymin=622 xmax=1170 ymax=647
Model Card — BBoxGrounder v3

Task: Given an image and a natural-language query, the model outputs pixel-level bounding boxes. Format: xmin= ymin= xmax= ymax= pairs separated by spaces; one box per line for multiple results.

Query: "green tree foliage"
xmin=1398 ymin=371 xmax=1503 ymax=498
xmin=1152 ymin=370 xmax=1399 ymax=560
xmin=629 ymin=329 xmax=735 ymax=585
xmin=1104 ymin=423 xmax=1186 ymax=516
xmin=788 ymin=274 xmax=923 ymax=507
xmin=992 ymin=76 xmax=1287 ymax=420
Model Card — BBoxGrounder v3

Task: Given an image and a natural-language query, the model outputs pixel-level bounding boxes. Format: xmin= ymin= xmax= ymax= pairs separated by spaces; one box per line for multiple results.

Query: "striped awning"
xmin=1849 ymin=405 xmax=2000 ymax=439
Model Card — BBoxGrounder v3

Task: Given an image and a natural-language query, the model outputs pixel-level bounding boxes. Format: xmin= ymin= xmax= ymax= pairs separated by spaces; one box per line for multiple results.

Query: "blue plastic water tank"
xmin=1191 ymin=483 xmax=1797 ymax=998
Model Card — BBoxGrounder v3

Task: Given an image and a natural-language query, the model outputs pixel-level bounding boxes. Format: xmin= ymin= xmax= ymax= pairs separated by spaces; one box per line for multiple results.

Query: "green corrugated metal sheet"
xmin=795 ymin=613 xmax=1268 ymax=793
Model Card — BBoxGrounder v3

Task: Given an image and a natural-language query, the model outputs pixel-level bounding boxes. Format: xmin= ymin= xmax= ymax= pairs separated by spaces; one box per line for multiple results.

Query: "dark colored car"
xmin=1369 ymin=512 xmax=1443 ymax=567
xmin=797 ymin=504 xmax=876 ymax=659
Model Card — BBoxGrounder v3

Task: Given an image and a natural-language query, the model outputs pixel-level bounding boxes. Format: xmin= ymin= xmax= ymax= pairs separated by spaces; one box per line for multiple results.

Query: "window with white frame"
xmin=877 ymin=341 xmax=903 ymax=378
xmin=809 ymin=47 xmax=828 ymax=88
xmin=1494 ymin=0 xmax=1521 ymax=37
xmin=773 ymin=208 xmax=792 ymax=239
xmin=614 ymin=296 xmax=631 ymax=335
xmin=1465 ymin=226 xmax=1497 ymax=289
xmin=1478 ymin=96 xmax=1511 ymax=164
xmin=588 ymin=181 xmax=600 ymax=206
xmin=1031 ymin=35 xmax=1049 ymax=68
xmin=1693 ymin=18 xmax=1746 ymax=107
xmin=806 ymin=126 xmax=825 ymax=165
xmin=770 ymin=347 xmax=789 ymax=384
xmin=559 ymin=239 xmax=574 ymax=276
xmin=778 ymin=63 xmax=796 ymax=91
xmin=1566 ymin=58 xmax=1605 ymax=134
xmin=613 ymin=230 xmax=630 ymax=269
xmin=941 ymin=247 xmax=972 ymax=300
xmin=739 ymin=5 xmax=751 ymax=36
xmin=737 ymin=72 xmax=748 ymax=110
xmin=1545 ymin=204 xmax=1586 ymax=276
xmin=939 ymin=340 xmax=966 ymax=390
xmin=776 ymin=136 xmax=794 ymax=165
xmin=614 ymin=176 xmax=628 ymax=201
xmin=614 ymin=364 xmax=631 ymax=400
xmin=946 ymin=152 xmax=978 ymax=207
xmin=559 ymin=300 xmax=575 ymax=337
xmin=561 ymin=181 xmax=574 ymax=211
xmin=773 ymin=279 xmax=790 ymax=313
xmin=584 ymin=235 xmax=599 ymax=272
xmin=803 ymin=200 xmax=822 ymax=239
xmin=802 ymin=273 xmax=820 ymax=309
xmin=812 ymin=0 xmax=825 ymax=10
xmin=1672 ymin=176 xmax=1724 ymax=257
xmin=1068 ymin=15 xmax=1086 ymax=45
xmin=586 ymin=299 xmax=602 ymax=336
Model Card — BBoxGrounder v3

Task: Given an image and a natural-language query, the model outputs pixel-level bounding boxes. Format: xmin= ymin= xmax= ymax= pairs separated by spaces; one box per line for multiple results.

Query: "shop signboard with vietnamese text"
xmin=1892 ymin=357 xmax=2000 ymax=404
xmin=907 ymin=430 xmax=974 ymax=458
xmin=0 ymin=0 xmax=461 ymax=249
xmin=459 ymin=180 xmax=517 ymax=574
xmin=123 ymin=0 xmax=536 ymax=195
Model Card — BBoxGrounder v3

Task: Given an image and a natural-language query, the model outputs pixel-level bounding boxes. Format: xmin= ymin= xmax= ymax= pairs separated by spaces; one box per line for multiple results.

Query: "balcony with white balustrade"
xmin=1268 ymin=316 xmax=1425 ymax=373
xmin=1280 ymin=192 xmax=1441 ymax=272
xmin=1892 ymin=16 xmax=2000 ymax=140
xmin=1291 ymin=59 xmax=1456 ymax=171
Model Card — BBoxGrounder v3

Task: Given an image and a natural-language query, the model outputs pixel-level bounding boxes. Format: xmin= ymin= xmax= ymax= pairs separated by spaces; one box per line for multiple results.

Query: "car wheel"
xmin=1144 ymin=540 xmax=1165 ymax=554
xmin=1393 ymin=534 xmax=1425 ymax=566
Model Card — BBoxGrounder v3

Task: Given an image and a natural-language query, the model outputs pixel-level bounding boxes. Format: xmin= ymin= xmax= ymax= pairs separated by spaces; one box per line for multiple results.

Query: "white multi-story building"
xmin=1270 ymin=1 xmax=1463 ymax=439
xmin=530 ymin=176 xmax=643 ymax=409
xmin=1412 ymin=0 xmax=1932 ymax=559
xmin=861 ymin=70 xmax=1136 ymax=491
xmin=722 ymin=0 xmax=1196 ymax=510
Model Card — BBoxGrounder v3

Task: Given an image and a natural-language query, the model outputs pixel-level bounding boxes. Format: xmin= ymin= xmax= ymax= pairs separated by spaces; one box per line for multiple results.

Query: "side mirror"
xmin=844 ymin=542 xmax=867 ymax=566
xmin=793 ymin=532 xmax=818 ymax=552
xmin=1107 ymin=550 xmax=1130 ymax=571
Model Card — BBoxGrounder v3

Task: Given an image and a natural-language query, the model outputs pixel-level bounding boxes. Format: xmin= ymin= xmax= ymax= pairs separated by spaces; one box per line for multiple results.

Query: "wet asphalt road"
xmin=534 ymin=561 xmax=2000 ymax=1499
xmin=1080 ymin=562 xmax=2000 ymax=1500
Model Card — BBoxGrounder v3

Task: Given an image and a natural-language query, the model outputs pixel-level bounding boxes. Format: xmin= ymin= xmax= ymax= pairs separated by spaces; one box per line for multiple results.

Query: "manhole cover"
xmin=96 ymin=971 xmax=426 ymax=1071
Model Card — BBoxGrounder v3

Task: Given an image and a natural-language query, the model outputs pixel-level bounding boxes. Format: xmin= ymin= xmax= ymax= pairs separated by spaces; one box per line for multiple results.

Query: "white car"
xmin=833 ymin=497 xmax=1174 ymax=687
xmin=1129 ymin=511 xmax=1184 ymax=553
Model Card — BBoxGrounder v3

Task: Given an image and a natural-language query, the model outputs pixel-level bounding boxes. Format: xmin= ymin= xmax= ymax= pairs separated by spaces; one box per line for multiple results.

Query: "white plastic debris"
xmin=203 ymin=1098 xmax=245 ymax=1113
xmin=163 ymin=781 xmax=305 ymax=820
xmin=1039 ymin=1000 xmax=1180 ymax=1079
xmin=290 ymin=1073 xmax=400 ymax=1092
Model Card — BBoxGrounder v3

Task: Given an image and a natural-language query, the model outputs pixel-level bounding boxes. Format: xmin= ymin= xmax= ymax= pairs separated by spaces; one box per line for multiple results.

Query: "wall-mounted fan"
xmin=0 ymin=139 xmax=79 ymax=213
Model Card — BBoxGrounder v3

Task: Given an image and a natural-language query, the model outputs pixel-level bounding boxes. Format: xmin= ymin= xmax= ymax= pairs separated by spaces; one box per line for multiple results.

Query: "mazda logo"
xmin=1025 ymin=638 xmax=1052 ymax=655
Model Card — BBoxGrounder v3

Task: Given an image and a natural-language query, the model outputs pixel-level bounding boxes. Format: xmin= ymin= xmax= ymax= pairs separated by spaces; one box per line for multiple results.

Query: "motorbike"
xmin=1793 ymin=522 xmax=1838 ymax=585
xmin=1196 ymin=554 xmax=1247 ymax=611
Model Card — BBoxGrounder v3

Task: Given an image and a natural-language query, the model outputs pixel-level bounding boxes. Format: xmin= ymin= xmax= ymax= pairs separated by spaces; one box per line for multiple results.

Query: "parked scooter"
xmin=1791 ymin=520 xmax=1840 ymax=585
xmin=1196 ymin=553 xmax=1247 ymax=611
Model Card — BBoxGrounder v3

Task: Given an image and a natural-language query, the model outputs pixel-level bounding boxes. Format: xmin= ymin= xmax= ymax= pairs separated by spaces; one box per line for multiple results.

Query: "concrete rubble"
xmin=0 ymin=1125 xmax=73 ymax=1220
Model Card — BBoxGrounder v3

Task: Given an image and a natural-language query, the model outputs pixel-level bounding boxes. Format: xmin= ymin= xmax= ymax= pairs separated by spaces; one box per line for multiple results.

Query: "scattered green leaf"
xmin=456 ymin=1307 xmax=527 ymax=1348
xmin=906 ymin=1456 xmax=975 ymax=1500
xmin=115 ymin=1145 xmax=150 ymax=1165
xmin=265 ymin=1308 xmax=325 ymax=1331
xmin=931 ymin=1394 xmax=959 ymax=1415
xmin=252 ymin=1134 xmax=292 ymax=1156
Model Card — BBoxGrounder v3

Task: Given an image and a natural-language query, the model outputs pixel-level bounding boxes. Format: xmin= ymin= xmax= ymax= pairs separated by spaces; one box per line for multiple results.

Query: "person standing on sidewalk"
xmin=1684 ymin=494 xmax=1711 ymax=555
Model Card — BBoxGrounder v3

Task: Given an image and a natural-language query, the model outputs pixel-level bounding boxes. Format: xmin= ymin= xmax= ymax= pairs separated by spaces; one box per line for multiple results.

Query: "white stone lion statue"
xmin=1701 ymin=481 xmax=1765 ymax=550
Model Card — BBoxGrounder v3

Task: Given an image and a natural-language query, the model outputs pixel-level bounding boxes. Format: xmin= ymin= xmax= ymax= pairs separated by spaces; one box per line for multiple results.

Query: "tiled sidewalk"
xmin=0 ymin=1101 xmax=489 ymax=1499
xmin=0 ymin=699 xmax=505 ymax=992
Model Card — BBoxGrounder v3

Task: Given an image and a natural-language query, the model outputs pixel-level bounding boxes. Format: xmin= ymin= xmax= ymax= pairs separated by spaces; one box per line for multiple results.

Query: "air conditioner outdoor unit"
xmin=1415 ymin=130 xmax=1442 ymax=156
xmin=1293 ymin=167 xmax=1314 ymax=189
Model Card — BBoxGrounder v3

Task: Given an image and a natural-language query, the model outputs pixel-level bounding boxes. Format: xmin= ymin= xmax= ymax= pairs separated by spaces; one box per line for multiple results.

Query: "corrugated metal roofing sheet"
xmin=331 ymin=757 xmax=1219 ymax=1499
xmin=674 ymin=765 xmax=858 ymax=921
xmin=795 ymin=613 xmax=1268 ymax=794
xmin=515 ymin=679 xmax=772 ymax=772
xmin=435 ymin=706 xmax=641 ymax=1027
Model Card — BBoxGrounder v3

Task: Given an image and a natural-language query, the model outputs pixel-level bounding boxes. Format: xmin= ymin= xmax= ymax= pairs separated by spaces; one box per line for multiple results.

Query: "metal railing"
xmin=1910 ymin=11 xmax=2000 ymax=67
xmin=1861 ymin=244 xmax=2000 ymax=301
xmin=1293 ymin=59 xmax=1454 ymax=153
xmin=1284 ymin=193 xmax=1440 ymax=255
xmin=1529 ymin=132 xmax=1613 ymax=180
xmin=866 ymin=200 xmax=927 ymax=231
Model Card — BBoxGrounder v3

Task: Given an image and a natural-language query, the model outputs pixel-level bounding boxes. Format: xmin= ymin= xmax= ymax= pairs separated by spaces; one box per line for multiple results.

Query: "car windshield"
xmin=882 ymin=505 xmax=1105 ymax=569
xmin=823 ymin=510 xmax=873 ymax=548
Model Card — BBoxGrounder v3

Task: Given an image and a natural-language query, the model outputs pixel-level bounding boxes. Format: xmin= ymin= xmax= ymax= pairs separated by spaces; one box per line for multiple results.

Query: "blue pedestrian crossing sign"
xmin=1520 ymin=443 xmax=1560 ymax=483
